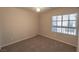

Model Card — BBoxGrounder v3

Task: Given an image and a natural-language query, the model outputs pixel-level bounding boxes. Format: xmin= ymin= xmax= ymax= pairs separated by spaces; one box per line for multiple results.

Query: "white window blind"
xmin=52 ymin=13 xmax=77 ymax=36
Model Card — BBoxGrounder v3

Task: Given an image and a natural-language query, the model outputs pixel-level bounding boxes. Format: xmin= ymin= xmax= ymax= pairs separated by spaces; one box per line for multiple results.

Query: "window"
xmin=52 ymin=13 xmax=77 ymax=35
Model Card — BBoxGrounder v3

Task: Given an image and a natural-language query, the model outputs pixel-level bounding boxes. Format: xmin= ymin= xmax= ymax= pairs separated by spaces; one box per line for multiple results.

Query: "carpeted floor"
xmin=0 ymin=35 xmax=76 ymax=52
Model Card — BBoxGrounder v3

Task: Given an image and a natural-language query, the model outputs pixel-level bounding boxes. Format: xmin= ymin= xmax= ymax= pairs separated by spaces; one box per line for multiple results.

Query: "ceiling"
xmin=21 ymin=7 xmax=53 ymax=12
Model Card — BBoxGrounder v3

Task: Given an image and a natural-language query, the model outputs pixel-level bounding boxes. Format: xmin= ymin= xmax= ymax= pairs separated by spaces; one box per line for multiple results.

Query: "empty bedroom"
xmin=0 ymin=7 xmax=79 ymax=52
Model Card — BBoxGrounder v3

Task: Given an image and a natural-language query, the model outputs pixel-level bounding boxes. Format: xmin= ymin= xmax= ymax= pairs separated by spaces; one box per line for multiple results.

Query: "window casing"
xmin=52 ymin=13 xmax=77 ymax=36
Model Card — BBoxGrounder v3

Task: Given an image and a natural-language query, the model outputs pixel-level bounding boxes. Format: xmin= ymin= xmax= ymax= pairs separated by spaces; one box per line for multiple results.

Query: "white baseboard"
xmin=1 ymin=34 xmax=37 ymax=48
xmin=39 ymin=33 xmax=77 ymax=47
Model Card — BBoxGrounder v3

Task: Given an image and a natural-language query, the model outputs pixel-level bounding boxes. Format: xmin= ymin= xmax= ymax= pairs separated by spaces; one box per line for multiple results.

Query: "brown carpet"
xmin=0 ymin=35 xmax=76 ymax=52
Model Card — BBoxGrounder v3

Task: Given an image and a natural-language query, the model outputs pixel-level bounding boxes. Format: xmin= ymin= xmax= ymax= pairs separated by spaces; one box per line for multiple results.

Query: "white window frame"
xmin=51 ymin=13 xmax=77 ymax=36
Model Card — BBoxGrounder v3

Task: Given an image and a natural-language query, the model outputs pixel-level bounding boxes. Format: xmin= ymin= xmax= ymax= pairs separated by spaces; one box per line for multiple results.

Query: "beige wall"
xmin=0 ymin=7 xmax=78 ymax=48
xmin=77 ymin=29 xmax=79 ymax=51
xmin=0 ymin=8 xmax=39 ymax=47
xmin=39 ymin=8 xmax=79 ymax=47
xmin=77 ymin=13 xmax=79 ymax=51
xmin=0 ymin=9 xmax=2 ymax=48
